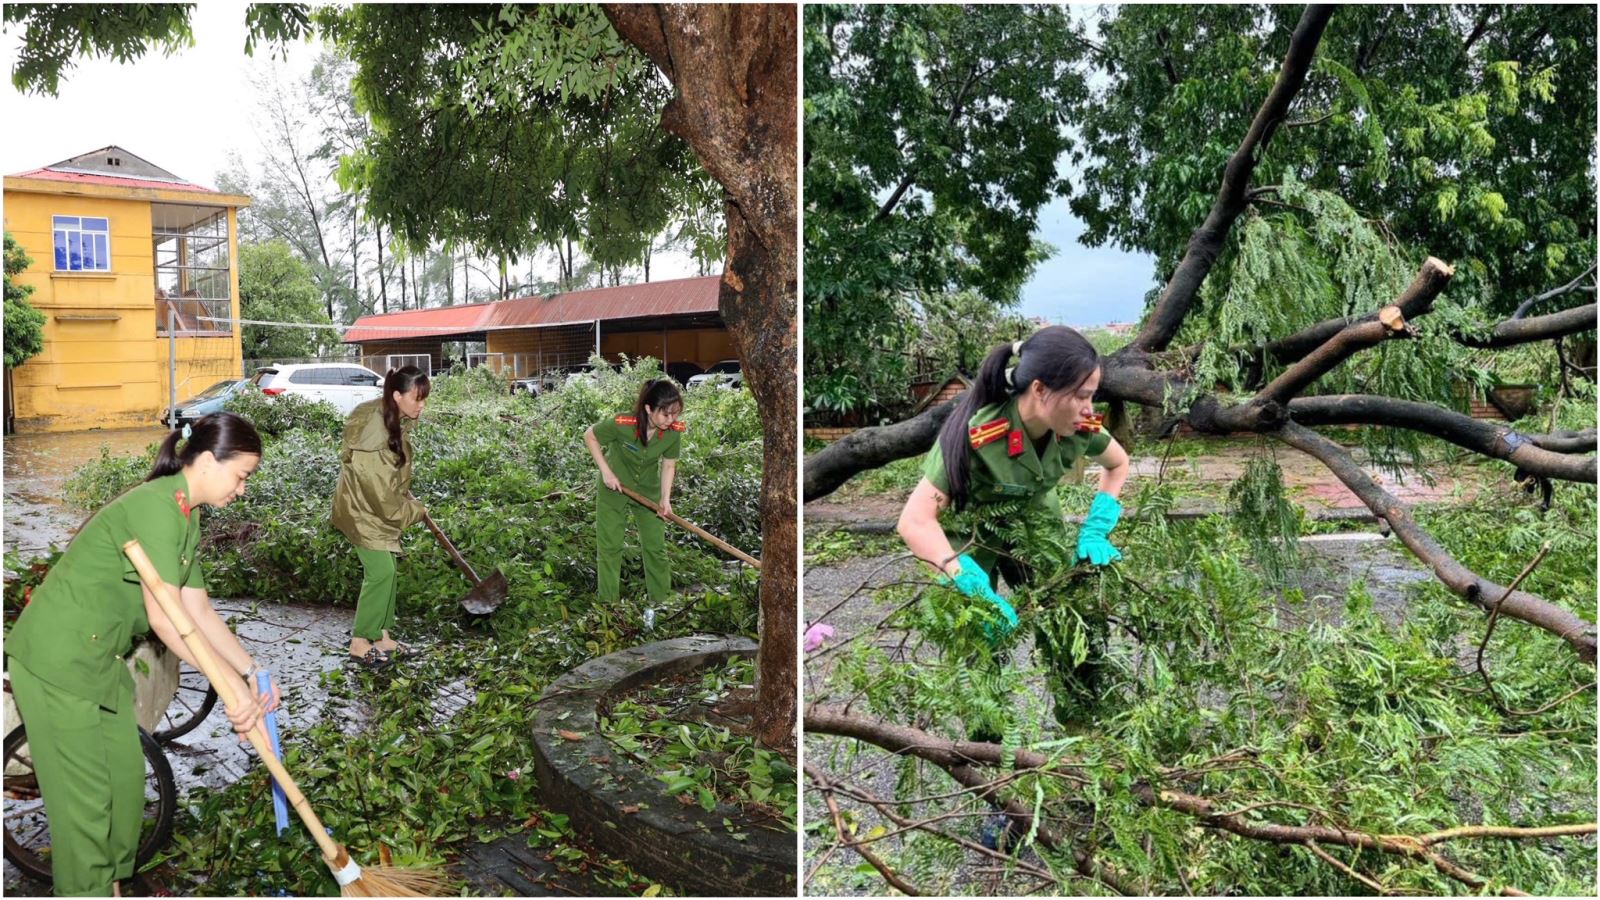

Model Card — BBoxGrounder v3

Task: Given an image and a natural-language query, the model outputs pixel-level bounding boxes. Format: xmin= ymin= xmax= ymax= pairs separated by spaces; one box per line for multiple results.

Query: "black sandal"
xmin=348 ymin=646 xmax=393 ymax=669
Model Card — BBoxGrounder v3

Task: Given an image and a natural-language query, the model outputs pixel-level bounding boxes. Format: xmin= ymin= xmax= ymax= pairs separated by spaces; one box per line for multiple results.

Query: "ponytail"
xmin=147 ymin=412 xmax=263 ymax=481
xmin=381 ymin=366 xmax=431 ymax=467
xmin=634 ymin=378 xmax=683 ymax=443
xmin=935 ymin=326 xmax=1100 ymax=510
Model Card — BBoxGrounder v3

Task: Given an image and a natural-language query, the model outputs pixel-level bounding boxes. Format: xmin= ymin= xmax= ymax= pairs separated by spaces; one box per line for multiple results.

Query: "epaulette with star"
xmin=614 ymin=415 xmax=637 ymax=426
xmin=668 ymin=421 xmax=686 ymax=432
xmin=1073 ymin=413 xmax=1105 ymax=435
xmin=968 ymin=416 xmax=1009 ymax=449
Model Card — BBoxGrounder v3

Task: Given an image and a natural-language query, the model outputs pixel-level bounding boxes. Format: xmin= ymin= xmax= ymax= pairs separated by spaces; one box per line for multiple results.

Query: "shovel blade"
xmin=461 ymin=569 xmax=509 ymax=615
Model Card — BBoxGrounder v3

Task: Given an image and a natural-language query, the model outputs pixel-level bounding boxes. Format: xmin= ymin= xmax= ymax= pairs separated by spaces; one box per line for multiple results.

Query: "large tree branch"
xmin=1130 ymin=5 xmax=1335 ymax=353
xmin=1288 ymin=395 xmax=1597 ymax=483
xmin=1457 ymin=303 xmax=1598 ymax=349
xmin=1511 ymin=262 xmax=1595 ymax=319
xmin=1252 ymin=259 xmax=1452 ymax=411
xmin=804 ymin=399 xmax=959 ymax=501
xmin=1273 ymin=422 xmax=1597 ymax=663
xmin=806 ymin=705 xmax=1591 ymax=895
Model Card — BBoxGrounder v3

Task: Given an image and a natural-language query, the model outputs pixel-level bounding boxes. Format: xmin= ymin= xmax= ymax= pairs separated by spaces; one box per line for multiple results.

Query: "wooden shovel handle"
xmin=419 ymin=509 xmax=484 ymax=585
xmin=615 ymin=485 xmax=761 ymax=570
xmin=122 ymin=539 xmax=343 ymax=864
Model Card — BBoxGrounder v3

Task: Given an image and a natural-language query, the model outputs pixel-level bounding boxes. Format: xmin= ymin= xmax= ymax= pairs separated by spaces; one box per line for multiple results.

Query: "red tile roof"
xmin=8 ymin=167 xmax=221 ymax=193
xmin=343 ymin=276 xmax=721 ymax=344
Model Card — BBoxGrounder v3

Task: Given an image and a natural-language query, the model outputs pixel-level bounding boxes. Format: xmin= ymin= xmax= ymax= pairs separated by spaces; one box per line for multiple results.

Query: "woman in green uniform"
xmin=896 ymin=326 xmax=1131 ymax=847
xmin=5 ymin=412 xmax=278 ymax=897
xmin=583 ymin=378 xmax=684 ymax=612
xmin=332 ymin=366 xmax=431 ymax=668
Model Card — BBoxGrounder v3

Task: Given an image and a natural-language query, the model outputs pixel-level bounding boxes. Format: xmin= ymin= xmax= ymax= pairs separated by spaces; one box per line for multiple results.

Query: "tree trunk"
xmin=606 ymin=2 xmax=798 ymax=752
xmin=376 ymin=221 xmax=389 ymax=314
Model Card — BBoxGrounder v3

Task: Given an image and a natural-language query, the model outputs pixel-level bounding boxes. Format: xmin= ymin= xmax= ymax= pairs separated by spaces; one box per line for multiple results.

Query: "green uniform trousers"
xmin=595 ymin=485 xmax=670 ymax=603
xmin=352 ymin=545 xmax=398 ymax=640
xmin=7 ymin=659 xmax=141 ymax=897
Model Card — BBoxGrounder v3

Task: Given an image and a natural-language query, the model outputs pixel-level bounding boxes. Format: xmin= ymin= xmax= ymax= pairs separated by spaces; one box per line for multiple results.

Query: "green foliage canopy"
xmin=1070 ymin=5 xmax=1596 ymax=317
xmin=238 ymin=241 xmax=335 ymax=360
xmin=3 ymin=232 xmax=45 ymax=369
xmin=803 ymin=4 xmax=1088 ymax=417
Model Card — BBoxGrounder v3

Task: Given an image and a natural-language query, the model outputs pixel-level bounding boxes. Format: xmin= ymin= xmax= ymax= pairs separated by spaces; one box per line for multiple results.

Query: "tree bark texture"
xmin=606 ymin=3 xmax=798 ymax=750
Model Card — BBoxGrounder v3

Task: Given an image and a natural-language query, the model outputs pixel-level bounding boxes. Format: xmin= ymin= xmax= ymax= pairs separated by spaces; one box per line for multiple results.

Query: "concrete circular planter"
xmin=531 ymin=634 xmax=794 ymax=897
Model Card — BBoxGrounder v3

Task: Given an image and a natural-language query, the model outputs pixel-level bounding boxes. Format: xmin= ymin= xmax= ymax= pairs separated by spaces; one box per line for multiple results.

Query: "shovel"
xmin=616 ymin=484 xmax=761 ymax=570
xmin=419 ymin=509 xmax=509 ymax=615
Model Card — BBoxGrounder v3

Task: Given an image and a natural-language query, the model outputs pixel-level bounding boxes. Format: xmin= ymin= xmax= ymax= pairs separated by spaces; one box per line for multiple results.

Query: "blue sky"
xmin=1019 ymin=193 xmax=1158 ymax=328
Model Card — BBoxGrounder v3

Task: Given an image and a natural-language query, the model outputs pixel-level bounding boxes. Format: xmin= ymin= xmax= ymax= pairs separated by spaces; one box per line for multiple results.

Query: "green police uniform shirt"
xmin=6 ymin=472 xmax=205 ymax=712
xmin=921 ymin=396 xmax=1112 ymax=510
xmin=593 ymin=413 xmax=683 ymax=498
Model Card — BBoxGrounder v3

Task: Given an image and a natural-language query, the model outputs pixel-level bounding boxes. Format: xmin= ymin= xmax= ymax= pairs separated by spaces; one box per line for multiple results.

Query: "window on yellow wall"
xmin=152 ymin=203 xmax=230 ymax=335
xmin=53 ymin=216 xmax=111 ymax=272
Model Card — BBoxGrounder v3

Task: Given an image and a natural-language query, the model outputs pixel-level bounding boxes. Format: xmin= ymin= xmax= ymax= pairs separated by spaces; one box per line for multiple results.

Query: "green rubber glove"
xmin=942 ymin=553 xmax=1018 ymax=641
xmin=1076 ymin=492 xmax=1123 ymax=566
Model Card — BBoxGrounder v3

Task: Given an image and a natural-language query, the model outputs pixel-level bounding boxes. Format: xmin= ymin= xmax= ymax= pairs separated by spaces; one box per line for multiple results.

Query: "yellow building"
xmin=3 ymin=146 xmax=249 ymax=433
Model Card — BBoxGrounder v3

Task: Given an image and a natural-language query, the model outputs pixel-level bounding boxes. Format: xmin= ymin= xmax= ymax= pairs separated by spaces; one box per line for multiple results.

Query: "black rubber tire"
xmin=2 ymin=724 xmax=177 ymax=884
xmin=151 ymin=661 xmax=219 ymax=743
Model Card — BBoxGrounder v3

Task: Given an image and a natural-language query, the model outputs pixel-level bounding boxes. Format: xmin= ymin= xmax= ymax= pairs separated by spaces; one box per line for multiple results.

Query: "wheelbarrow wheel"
xmin=151 ymin=660 xmax=219 ymax=743
xmin=2 ymin=723 xmax=177 ymax=883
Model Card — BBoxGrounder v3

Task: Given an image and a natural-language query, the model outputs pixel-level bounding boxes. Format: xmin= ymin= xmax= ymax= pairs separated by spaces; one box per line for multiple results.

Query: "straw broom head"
xmin=327 ymin=845 xmax=452 ymax=897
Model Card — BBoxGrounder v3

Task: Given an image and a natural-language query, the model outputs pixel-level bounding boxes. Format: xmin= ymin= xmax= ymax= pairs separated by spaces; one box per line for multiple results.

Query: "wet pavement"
xmin=3 ymin=426 xmax=169 ymax=555
xmin=805 ymin=441 xmax=1488 ymax=528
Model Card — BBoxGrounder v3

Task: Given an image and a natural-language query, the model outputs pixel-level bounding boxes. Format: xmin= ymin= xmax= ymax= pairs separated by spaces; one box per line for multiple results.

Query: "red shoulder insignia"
xmin=1072 ymin=413 xmax=1105 ymax=436
xmin=968 ymin=416 xmax=1009 ymax=449
xmin=668 ymin=421 xmax=686 ymax=432
xmin=614 ymin=415 xmax=638 ymax=426
xmin=174 ymin=489 xmax=192 ymax=518
xmin=1007 ymin=429 xmax=1024 ymax=457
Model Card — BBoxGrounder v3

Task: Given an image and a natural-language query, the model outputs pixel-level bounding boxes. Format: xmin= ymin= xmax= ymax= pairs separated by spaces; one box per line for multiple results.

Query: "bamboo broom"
xmin=122 ymin=539 xmax=449 ymax=897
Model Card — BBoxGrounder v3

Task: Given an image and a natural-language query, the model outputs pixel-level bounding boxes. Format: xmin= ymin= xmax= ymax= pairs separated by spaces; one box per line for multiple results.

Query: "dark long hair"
xmin=937 ymin=325 xmax=1100 ymax=510
xmin=147 ymin=412 xmax=263 ymax=481
xmin=633 ymin=378 xmax=683 ymax=443
xmin=382 ymin=366 xmax=432 ymax=466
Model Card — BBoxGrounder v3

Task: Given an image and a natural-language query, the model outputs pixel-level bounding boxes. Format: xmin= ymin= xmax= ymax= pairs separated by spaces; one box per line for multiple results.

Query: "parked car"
xmin=687 ymin=359 xmax=742 ymax=389
xmin=161 ymin=378 xmax=252 ymax=427
xmin=249 ymin=363 xmax=383 ymax=415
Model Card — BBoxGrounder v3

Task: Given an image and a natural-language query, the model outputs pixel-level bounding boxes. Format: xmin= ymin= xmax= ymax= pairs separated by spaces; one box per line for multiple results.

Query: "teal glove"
xmin=942 ymin=553 xmax=1018 ymax=641
xmin=1076 ymin=492 xmax=1123 ymax=566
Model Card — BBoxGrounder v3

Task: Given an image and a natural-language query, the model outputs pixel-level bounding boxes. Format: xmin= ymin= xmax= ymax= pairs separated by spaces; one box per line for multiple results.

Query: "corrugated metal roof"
xmin=343 ymin=275 xmax=721 ymax=344
xmin=8 ymin=167 xmax=220 ymax=193
xmin=486 ymin=275 xmax=720 ymax=329
xmin=342 ymin=302 xmax=499 ymax=343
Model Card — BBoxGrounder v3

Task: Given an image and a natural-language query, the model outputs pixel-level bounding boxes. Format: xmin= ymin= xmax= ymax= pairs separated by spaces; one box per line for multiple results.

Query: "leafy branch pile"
xmin=805 ymin=475 xmax=1596 ymax=895
xmin=601 ymin=656 xmax=798 ymax=831
xmin=60 ymin=358 xmax=761 ymax=640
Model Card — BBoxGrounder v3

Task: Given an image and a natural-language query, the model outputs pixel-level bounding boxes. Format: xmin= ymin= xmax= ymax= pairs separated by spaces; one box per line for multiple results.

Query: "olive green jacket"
xmin=922 ymin=397 xmax=1112 ymax=514
xmin=332 ymin=399 xmax=426 ymax=552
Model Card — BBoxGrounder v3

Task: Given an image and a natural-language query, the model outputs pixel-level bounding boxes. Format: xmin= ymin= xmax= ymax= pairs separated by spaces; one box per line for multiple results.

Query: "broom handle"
xmin=615 ymin=485 xmax=761 ymax=570
xmin=122 ymin=539 xmax=344 ymax=864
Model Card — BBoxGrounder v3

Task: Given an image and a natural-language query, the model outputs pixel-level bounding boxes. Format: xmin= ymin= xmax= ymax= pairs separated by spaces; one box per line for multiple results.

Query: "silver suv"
xmin=687 ymin=359 xmax=742 ymax=389
xmin=249 ymin=363 xmax=384 ymax=415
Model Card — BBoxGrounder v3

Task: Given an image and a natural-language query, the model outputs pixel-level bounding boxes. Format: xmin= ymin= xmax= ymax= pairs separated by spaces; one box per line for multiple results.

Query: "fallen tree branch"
xmin=1457 ymin=303 xmax=1598 ymax=349
xmin=807 ymin=704 xmax=1594 ymax=895
xmin=804 ymin=399 xmax=958 ymax=502
xmin=1511 ymin=262 xmax=1597 ymax=319
xmin=1287 ymin=395 xmax=1597 ymax=483
xmin=1132 ymin=5 xmax=1336 ymax=352
xmin=1273 ymin=422 xmax=1597 ymax=663
xmin=809 ymin=765 xmax=924 ymax=895
xmin=1476 ymin=542 xmax=1553 ymax=712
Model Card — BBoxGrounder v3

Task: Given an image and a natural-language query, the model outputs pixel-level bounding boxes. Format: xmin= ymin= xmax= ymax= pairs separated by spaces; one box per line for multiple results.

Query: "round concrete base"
xmin=531 ymin=634 xmax=795 ymax=897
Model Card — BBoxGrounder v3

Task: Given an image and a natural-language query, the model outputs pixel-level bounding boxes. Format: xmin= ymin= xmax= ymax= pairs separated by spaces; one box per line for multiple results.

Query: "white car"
xmin=249 ymin=363 xmax=384 ymax=415
xmin=687 ymin=359 xmax=742 ymax=389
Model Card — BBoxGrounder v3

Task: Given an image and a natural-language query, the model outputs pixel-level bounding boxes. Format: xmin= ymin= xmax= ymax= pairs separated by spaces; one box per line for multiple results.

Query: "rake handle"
xmin=122 ymin=539 xmax=345 ymax=866
xmin=615 ymin=484 xmax=761 ymax=570
xmin=419 ymin=509 xmax=484 ymax=585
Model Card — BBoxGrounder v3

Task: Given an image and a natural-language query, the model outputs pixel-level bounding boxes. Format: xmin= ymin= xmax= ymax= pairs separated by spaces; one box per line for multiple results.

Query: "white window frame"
xmin=385 ymin=354 xmax=432 ymax=375
xmin=53 ymin=215 xmax=111 ymax=272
